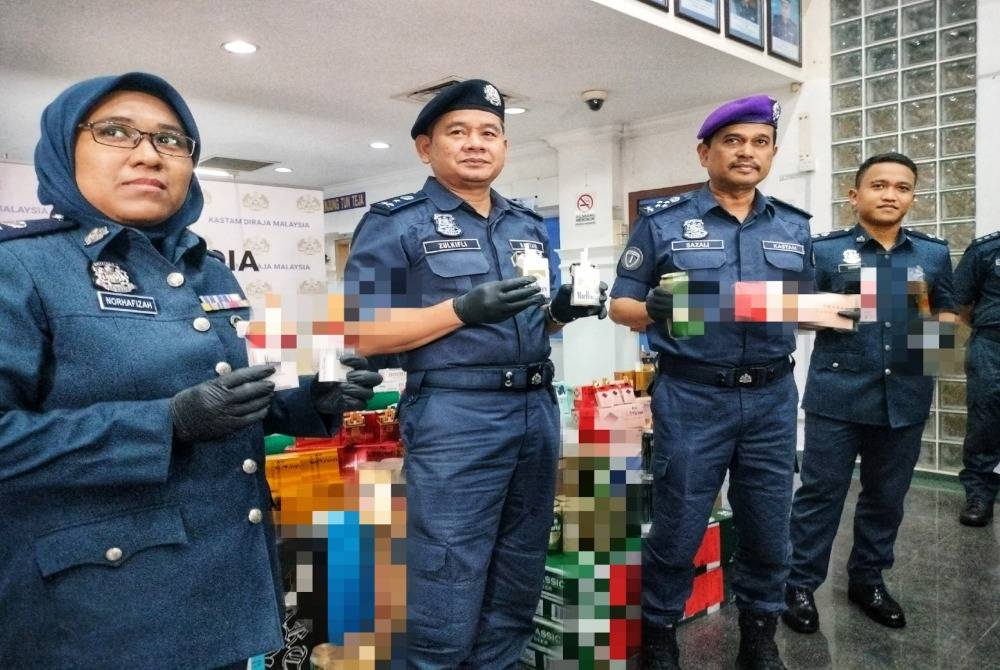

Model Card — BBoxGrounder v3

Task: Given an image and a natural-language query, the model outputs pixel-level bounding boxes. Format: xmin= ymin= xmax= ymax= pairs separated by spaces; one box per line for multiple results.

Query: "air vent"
xmin=198 ymin=156 xmax=276 ymax=172
xmin=393 ymin=76 xmax=524 ymax=105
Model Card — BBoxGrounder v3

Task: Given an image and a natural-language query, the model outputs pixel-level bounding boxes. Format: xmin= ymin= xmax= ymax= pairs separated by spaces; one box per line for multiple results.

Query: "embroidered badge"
xmin=484 ymin=84 xmax=502 ymax=107
xmin=842 ymin=249 xmax=861 ymax=265
xmin=90 ymin=261 xmax=136 ymax=293
xmin=84 ymin=226 xmax=109 ymax=246
xmin=621 ymin=247 xmax=644 ymax=271
xmin=434 ymin=213 xmax=462 ymax=237
xmin=682 ymin=219 xmax=708 ymax=240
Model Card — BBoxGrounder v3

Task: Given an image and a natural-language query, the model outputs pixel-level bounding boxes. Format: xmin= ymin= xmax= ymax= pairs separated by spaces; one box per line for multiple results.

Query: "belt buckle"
xmin=734 ymin=367 xmax=765 ymax=387
xmin=527 ymin=363 xmax=545 ymax=388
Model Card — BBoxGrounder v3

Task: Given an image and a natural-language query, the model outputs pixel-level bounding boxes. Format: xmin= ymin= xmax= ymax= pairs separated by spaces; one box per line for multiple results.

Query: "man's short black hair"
xmin=854 ymin=152 xmax=918 ymax=187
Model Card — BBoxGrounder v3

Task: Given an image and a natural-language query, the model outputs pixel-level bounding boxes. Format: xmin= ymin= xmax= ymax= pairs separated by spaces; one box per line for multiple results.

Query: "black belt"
xmin=658 ymin=355 xmax=793 ymax=388
xmin=976 ymin=328 xmax=1000 ymax=344
xmin=414 ymin=361 xmax=555 ymax=391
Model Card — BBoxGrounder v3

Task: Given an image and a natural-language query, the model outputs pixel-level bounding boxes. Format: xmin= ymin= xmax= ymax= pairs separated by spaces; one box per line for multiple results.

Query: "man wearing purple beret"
xmin=610 ymin=94 xmax=813 ymax=670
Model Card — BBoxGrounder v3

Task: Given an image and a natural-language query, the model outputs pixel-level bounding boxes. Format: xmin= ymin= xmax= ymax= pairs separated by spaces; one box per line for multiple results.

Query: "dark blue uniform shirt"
xmin=610 ymin=183 xmax=814 ymax=366
xmin=954 ymin=231 xmax=1000 ymax=329
xmin=801 ymin=224 xmax=956 ymax=427
xmin=345 ymin=177 xmax=556 ymax=370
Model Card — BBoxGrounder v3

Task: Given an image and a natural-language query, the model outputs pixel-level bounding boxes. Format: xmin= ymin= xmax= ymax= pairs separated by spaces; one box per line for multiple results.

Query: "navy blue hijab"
xmin=34 ymin=72 xmax=204 ymax=259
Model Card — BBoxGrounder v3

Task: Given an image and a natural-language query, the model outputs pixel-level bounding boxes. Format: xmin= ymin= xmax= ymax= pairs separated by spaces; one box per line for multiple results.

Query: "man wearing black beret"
xmin=345 ymin=78 xmax=607 ymax=667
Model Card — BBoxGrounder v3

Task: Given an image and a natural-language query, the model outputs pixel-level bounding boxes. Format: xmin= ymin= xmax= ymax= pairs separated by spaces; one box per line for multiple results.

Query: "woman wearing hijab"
xmin=0 ymin=72 xmax=380 ymax=669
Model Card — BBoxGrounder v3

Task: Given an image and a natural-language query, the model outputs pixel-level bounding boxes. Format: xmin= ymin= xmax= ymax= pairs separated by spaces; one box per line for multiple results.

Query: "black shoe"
xmin=736 ymin=611 xmax=787 ymax=670
xmin=641 ymin=619 xmax=680 ymax=670
xmin=781 ymin=584 xmax=819 ymax=634
xmin=960 ymin=499 xmax=994 ymax=527
xmin=848 ymin=582 xmax=905 ymax=628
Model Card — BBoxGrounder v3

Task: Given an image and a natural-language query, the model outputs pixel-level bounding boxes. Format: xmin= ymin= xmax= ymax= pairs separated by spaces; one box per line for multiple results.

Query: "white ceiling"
xmin=0 ymin=0 xmax=798 ymax=191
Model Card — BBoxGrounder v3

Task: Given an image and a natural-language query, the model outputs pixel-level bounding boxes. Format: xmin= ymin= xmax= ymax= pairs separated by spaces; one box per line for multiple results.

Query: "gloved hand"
xmin=453 ymin=277 xmax=544 ymax=325
xmin=645 ymin=286 xmax=674 ymax=323
xmin=311 ymin=355 xmax=383 ymax=415
xmin=548 ymin=282 xmax=609 ymax=323
xmin=171 ymin=365 xmax=276 ymax=443
xmin=835 ymin=307 xmax=862 ymax=332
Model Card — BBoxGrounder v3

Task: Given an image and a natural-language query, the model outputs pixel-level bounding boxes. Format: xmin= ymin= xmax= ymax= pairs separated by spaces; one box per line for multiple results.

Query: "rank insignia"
xmin=434 ymin=213 xmax=462 ymax=237
xmin=856 ymin=235 xmax=866 ymax=243
xmin=842 ymin=249 xmax=861 ymax=265
xmin=84 ymin=226 xmax=109 ymax=246
xmin=90 ymin=261 xmax=135 ymax=293
xmin=682 ymin=219 xmax=708 ymax=240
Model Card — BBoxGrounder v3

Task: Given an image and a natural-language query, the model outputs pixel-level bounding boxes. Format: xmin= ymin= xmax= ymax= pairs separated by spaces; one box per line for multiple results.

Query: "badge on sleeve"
xmin=621 ymin=247 xmax=644 ymax=271
xmin=434 ymin=213 xmax=462 ymax=237
xmin=682 ymin=219 xmax=708 ymax=240
xmin=90 ymin=261 xmax=136 ymax=293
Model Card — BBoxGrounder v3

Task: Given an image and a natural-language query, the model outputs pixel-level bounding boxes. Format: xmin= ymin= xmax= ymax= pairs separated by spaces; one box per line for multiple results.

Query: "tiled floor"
xmin=676 ymin=476 xmax=1000 ymax=669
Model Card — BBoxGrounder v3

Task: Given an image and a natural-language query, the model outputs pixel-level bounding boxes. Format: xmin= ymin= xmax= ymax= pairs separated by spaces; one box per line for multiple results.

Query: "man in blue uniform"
xmin=953 ymin=231 xmax=1000 ymax=527
xmin=610 ymin=95 xmax=813 ymax=670
xmin=344 ymin=78 xmax=607 ymax=669
xmin=783 ymin=153 xmax=957 ymax=635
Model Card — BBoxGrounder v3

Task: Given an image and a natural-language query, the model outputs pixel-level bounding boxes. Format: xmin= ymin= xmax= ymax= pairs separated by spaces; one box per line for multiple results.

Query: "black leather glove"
xmin=311 ymin=355 xmax=383 ymax=415
xmin=645 ymin=286 xmax=674 ymax=323
xmin=453 ymin=277 xmax=544 ymax=325
xmin=836 ymin=307 xmax=862 ymax=332
xmin=170 ymin=365 xmax=276 ymax=443
xmin=548 ymin=282 xmax=609 ymax=323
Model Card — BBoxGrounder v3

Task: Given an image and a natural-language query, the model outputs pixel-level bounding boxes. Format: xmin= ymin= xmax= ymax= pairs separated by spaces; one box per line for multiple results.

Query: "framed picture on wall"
xmin=725 ymin=0 xmax=765 ymax=49
xmin=675 ymin=0 xmax=721 ymax=32
xmin=767 ymin=0 xmax=802 ymax=65
xmin=638 ymin=0 xmax=669 ymax=11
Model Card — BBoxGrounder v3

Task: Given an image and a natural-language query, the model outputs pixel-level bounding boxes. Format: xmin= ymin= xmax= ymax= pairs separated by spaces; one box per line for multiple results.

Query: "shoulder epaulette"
xmin=811 ymin=228 xmax=852 ymax=242
xmin=369 ymin=192 xmax=427 ymax=215
xmin=507 ymin=198 xmax=543 ymax=221
xmin=967 ymin=230 xmax=1000 ymax=247
xmin=905 ymin=227 xmax=948 ymax=245
xmin=0 ymin=217 xmax=77 ymax=243
xmin=207 ymin=248 xmax=226 ymax=263
xmin=768 ymin=196 xmax=812 ymax=219
xmin=640 ymin=192 xmax=693 ymax=216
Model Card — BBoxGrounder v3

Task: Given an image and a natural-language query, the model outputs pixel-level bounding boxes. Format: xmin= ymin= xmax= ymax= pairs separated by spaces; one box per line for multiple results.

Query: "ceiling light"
xmin=195 ymin=167 xmax=232 ymax=178
xmin=369 ymin=141 xmax=391 ymax=149
xmin=274 ymin=167 xmax=293 ymax=173
xmin=506 ymin=107 xmax=527 ymax=114
xmin=222 ymin=40 xmax=258 ymax=54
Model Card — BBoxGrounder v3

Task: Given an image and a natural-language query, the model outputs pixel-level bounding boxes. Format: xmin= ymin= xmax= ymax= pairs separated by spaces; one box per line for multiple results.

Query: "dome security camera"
xmin=582 ymin=89 xmax=608 ymax=111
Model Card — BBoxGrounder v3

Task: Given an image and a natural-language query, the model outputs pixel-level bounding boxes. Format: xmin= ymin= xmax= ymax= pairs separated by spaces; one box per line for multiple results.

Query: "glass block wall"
xmin=829 ymin=0 xmax=977 ymax=474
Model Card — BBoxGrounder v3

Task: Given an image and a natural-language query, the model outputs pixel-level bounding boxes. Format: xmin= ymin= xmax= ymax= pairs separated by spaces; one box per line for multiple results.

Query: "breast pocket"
xmin=423 ymin=247 xmax=491 ymax=295
xmin=762 ymin=241 xmax=805 ymax=275
xmin=671 ymin=249 xmax=726 ymax=271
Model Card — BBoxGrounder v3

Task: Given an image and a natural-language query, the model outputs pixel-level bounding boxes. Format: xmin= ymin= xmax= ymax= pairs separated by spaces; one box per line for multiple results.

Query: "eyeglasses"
xmin=77 ymin=120 xmax=196 ymax=158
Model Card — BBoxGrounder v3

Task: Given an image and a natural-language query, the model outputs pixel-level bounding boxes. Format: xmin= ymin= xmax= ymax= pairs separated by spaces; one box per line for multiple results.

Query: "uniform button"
xmin=248 ymin=508 xmax=263 ymax=524
xmin=884 ymin=322 xmax=892 ymax=328
xmin=885 ymin=368 xmax=892 ymax=375
xmin=215 ymin=361 xmax=232 ymax=375
xmin=229 ymin=314 xmax=244 ymax=328
xmin=105 ymin=547 xmax=123 ymax=562
xmin=242 ymin=458 xmax=258 ymax=474
xmin=166 ymin=272 xmax=185 ymax=287
xmin=193 ymin=316 xmax=211 ymax=332
xmin=884 ymin=344 xmax=891 ymax=351
xmin=832 ymin=362 xmax=839 ymax=369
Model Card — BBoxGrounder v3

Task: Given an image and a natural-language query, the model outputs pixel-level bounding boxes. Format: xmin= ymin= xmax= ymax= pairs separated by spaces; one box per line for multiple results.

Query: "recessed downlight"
xmin=222 ymin=40 xmax=258 ymax=54
xmin=274 ymin=167 xmax=293 ymax=173
xmin=369 ymin=141 xmax=391 ymax=149
xmin=506 ymin=107 xmax=527 ymax=114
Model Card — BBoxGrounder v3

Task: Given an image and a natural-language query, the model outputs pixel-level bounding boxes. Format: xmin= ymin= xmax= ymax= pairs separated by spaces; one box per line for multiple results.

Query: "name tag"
xmin=509 ymin=239 xmax=544 ymax=253
xmin=97 ymin=291 xmax=158 ymax=315
xmin=762 ymin=241 xmax=805 ymax=254
xmin=422 ymin=239 xmax=481 ymax=254
xmin=200 ymin=293 xmax=250 ymax=312
xmin=671 ymin=239 xmax=724 ymax=251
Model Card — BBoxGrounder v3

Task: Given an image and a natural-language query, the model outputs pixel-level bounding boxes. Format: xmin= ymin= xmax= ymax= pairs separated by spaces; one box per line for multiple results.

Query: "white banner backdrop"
xmin=0 ymin=162 xmax=50 ymax=221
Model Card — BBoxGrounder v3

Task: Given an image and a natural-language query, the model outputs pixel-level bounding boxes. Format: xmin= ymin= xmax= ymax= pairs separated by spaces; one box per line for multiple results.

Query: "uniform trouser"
xmin=959 ymin=334 xmax=1000 ymax=505
xmin=642 ymin=373 xmax=798 ymax=625
xmin=400 ymin=385 xmax=559 ymax=670
xmin=787 ymin=414 xmax=924 ymax=589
